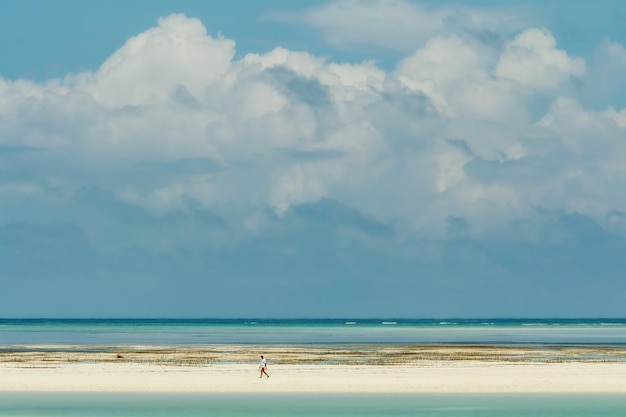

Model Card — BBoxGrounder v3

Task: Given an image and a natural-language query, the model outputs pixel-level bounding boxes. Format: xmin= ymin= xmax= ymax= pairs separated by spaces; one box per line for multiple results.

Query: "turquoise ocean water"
xmin=2 ymin=318 xmax=626 ymax=345
xmin=2 ymin=393 xmax=626 ymax=417
xmin=2 ymin=318 xmax=626 ymax=416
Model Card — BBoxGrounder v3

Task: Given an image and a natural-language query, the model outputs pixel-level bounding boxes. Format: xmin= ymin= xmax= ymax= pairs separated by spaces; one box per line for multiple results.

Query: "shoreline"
xmin=3 ymin=343 xmax=626 ymax=364
xmin=2 ymin=344 xmax=626 ymax=393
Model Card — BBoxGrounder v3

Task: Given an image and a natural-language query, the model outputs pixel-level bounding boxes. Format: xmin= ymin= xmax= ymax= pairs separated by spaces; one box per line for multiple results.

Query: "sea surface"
xmin=1 ymin=318 xmax=626 ymax=345
xmin=2 ymin=318 xmax=626 ymax=416
xmin=1 ymin=393 xmax=626 ymax=417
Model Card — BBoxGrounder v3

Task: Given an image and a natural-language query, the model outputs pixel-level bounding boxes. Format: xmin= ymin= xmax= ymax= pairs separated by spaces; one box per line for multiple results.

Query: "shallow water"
xmin=2 ymin=318 xmax=626 ymax=345
xmin=3 ymin=320 xmax=625 ymax=415
xmin=1 ymin=393 xmax=626 ymax=417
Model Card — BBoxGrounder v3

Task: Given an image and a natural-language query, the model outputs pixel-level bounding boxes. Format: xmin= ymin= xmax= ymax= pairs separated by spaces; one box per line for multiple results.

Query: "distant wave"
xmin=381 ymin=322 xmax=397 ymax=325
xmin=344 ymin=322 xmax=357 ymax=325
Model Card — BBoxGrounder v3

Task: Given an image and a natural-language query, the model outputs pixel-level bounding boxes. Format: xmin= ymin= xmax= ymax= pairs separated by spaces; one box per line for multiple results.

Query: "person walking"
xmin=259 ymin=355 xmax=269 ymax=378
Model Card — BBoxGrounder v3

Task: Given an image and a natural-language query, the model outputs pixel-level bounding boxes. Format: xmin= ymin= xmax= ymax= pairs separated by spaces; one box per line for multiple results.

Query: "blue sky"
xmin=2 ymin=0 xmax=626 ymax=318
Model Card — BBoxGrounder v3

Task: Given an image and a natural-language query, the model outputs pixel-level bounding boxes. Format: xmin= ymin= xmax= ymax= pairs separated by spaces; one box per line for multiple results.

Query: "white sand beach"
xmin=3 ymin=362 xmax=626 ymax=393
xmin=2 ymin=345 xmax=626 ymax=393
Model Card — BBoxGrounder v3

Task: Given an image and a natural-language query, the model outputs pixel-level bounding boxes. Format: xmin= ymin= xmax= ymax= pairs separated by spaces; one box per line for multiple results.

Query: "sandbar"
xmin=2 ymin=345 xmax=626 ymax=393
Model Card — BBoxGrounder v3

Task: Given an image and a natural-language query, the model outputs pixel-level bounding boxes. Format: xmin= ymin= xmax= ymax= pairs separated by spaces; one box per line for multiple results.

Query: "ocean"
xmin=1 ymin=318 xmax=626 ymax=345
xmin=2 ymin=393 xmax=626 ymax=417
xmin=2 ymin=318 xmax=626 ymax=416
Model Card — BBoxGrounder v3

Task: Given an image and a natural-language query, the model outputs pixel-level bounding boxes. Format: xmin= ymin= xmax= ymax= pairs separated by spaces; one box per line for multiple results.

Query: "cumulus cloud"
xmin=4 ymin=3 xmax=626 ymax=317
xmin=496 ymin=28 xmax=586 ymax=90
xmin=90 ymin=14 xmax=235 ymax=107
xmin=1 ymin=10 xmax=625 ymax=244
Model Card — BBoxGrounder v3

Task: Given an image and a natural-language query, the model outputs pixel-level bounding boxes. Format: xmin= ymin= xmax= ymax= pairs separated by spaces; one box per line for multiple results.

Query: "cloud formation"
xmin=2 ymin=4 xmax=626 ymax=316
xmin=2 ymin=10 xmax=625 ymax=236
xmin=278 ymin=0 xmax=527 ymax=53
xmin=2 ymin=9 xmax=624 ymax=233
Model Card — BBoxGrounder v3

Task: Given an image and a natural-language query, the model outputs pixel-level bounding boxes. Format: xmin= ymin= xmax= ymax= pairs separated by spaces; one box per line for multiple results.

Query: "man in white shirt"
xmin=259 ymin=355 xmax=269 ymax=378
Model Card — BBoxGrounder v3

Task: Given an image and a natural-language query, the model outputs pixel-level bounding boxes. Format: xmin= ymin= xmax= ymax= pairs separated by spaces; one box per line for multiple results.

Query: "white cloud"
xmin=299 ymin=0 xmax=444 ymax=51
xmin=282 ymin=0 xmax=526 ymax=52
xmin=2 ymin=11 xmax=626 ymax=242
xmin=89 ymin=14 xmax=235 ymax=107
xmin=496 ymin=28 xmax=586 ymax=90
xmin=242 ymin=47 xmax=326 ymax=77
xmin=269 ymin=165 xmax=328 ymax=215
xmin=538 ymin=96 xmax=623 ymax=151
xmin=395 ymin=34 xmax=498 ymax=117
xmin=604 ymin=107 xmax=626 ymax=128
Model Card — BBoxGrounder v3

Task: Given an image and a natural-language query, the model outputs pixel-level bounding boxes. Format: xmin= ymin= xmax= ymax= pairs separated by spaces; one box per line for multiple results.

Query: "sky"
xmin=1 ymin=0 xmax=626 ymax=318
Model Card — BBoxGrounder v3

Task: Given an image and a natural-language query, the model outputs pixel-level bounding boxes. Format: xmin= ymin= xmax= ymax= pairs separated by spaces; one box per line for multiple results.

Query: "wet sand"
xmin=2 ymin=345 xmax=626 ymax=392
